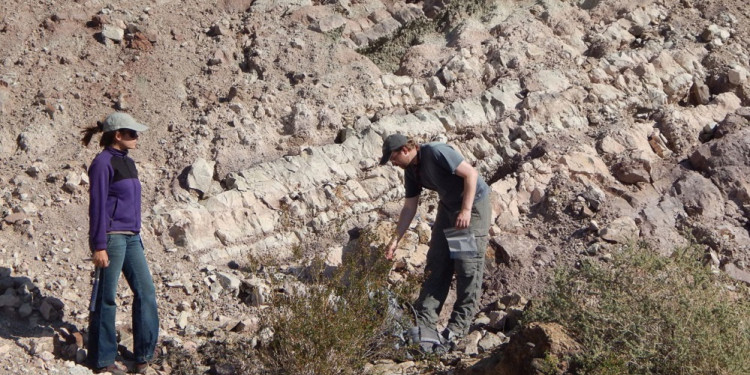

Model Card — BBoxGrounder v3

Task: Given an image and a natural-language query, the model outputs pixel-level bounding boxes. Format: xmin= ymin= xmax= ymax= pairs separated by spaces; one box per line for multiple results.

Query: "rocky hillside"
xmin=0 ymin=0 xmax=749 ymax=373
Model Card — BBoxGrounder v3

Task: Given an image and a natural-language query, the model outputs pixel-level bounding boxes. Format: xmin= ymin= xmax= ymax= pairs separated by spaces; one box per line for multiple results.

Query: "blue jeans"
xmin=88 ymin=234 xmax=159 ymax=368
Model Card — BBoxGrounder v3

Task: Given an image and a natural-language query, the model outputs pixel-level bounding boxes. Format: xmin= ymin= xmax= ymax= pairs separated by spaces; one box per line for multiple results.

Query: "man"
xmin=380 ymin=133 xmax=491 ymax=347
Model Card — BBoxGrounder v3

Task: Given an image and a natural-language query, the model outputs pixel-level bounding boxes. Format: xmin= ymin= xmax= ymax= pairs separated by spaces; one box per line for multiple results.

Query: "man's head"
xmin=380 ymin=134 xmax=417 ymax=168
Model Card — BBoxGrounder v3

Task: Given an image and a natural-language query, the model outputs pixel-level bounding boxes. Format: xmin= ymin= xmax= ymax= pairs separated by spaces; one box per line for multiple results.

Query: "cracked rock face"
xmin=0 ymin=0 xmax=749 ymax=373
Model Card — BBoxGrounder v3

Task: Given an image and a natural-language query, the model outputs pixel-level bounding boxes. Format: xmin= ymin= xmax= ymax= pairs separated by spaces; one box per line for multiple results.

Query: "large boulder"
xmin=689 ymin=126 xmax=750 ymax=211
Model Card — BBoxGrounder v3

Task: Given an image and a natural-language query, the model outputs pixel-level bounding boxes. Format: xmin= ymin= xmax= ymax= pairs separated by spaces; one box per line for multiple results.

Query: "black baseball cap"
xmin=380 ymin=134 xmax=408 ymax=165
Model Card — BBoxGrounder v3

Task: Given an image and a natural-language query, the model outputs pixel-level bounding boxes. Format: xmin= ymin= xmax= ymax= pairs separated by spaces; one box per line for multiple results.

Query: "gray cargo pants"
xmin=414 ymin=195 xmax=491 ymax=336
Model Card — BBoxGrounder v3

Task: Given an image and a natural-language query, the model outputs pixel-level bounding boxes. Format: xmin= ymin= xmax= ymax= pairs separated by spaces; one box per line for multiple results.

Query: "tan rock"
xmin=723 ymin=263 xmax=750 ymax=285
xmin=560 ymin=150 xmax=611 ymax=182
xmin=612 ymin=159 xmax=650 ymax=184
xmin=461 ymin=330 xmax=483 ymax=356
xmin=0 ymin=86 xmax=9 ymax=114
xmin=673 ymin=173 xmax=724 ymax=219
xmin=101 ymin=24 xmax=124 ymax=42
xmin=522 ymin=70 xmax=571 ymax=94
xmin=728 ymin=66 xmax=748 ymax=85
xmin=598 ymin=135 xmax=626 ymax=155
xmin=599 ymin=216 xmax=639 ymax=243
xmin=187 ymin=158 xmax=216 ymax=195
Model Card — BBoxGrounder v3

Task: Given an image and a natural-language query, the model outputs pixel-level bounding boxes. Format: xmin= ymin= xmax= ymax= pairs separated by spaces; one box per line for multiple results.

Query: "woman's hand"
xmin=92 ymin=250 xmax=110 ymax=268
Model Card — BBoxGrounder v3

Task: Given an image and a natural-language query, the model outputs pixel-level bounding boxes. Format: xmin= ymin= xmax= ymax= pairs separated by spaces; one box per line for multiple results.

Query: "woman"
xmin=81 ymin=112 xmax=159 ymax=374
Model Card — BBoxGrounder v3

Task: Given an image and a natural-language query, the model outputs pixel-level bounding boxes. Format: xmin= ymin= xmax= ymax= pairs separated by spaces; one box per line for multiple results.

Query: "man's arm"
xmin=454 ymin=161 xmax=478 ymax=229
xmin=385 ymin=196 xmax=419 ymax=259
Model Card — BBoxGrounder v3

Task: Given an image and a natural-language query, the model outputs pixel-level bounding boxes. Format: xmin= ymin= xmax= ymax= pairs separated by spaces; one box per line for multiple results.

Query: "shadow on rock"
xmin=0 ymin=266 xmax=87 ymax=364
xmin=461 ymin=322 xmax=581 ymax=375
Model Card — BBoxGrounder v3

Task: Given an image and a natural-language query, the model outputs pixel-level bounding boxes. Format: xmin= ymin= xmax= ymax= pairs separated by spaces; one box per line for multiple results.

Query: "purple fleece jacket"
xmin=88 ymin=147 xmax=142 ymax=251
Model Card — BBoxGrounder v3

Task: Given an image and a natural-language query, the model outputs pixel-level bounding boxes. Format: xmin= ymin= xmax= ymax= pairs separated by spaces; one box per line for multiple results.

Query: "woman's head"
xmin=81 ymin=112 xmax=149 ymax=148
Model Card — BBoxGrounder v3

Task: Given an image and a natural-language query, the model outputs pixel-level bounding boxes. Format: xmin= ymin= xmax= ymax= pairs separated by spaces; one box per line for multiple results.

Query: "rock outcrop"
xmin=0 ymin=0 xmax=749 ymax=373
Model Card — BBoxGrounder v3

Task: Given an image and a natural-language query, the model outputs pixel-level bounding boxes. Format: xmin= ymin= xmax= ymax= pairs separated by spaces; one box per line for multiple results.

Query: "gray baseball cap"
xmin=380 ymin=134 xmax=408 ymax=165
xmin=102 ymin=112 xmax=149 ymax=133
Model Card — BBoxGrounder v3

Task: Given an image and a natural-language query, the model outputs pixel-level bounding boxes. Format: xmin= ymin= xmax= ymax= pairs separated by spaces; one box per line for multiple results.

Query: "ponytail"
xmin=81 ymin=121 xmax=116 ymax=147
xmin=80 ymin=121 xmax=104 ymax=147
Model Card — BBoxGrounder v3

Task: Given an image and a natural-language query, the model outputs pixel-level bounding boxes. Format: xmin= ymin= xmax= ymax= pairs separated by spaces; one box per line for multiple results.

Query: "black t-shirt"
xmin=404 ymin=142 xmax=488 ymax=211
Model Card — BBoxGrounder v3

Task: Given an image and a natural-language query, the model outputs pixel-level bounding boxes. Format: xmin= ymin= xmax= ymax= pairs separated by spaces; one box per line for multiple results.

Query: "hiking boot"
xmin=134 ymin=363 xmax=149 ymax=374
xmin=134 ymin=347 xmax=160 ymax=374
xmin=405 ymin=325 xmax=446 ymax=354
xmin=94 ymin=363 xmax=127 ymax=375
xmin=441 ymin=328 xmax=460 ymax=351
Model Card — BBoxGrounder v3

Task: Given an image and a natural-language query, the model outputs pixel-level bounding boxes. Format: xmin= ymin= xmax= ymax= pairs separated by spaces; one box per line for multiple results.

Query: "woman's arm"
xmin=88 ymin=158 xmax=111 ymax=267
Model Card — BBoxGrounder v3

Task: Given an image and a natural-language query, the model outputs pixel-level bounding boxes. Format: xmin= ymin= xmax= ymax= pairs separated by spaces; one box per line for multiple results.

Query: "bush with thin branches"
xmin=525 ymin=244 xmax=750 ymax=374
xmin=257 ymin=233 xmax=417 ymax=374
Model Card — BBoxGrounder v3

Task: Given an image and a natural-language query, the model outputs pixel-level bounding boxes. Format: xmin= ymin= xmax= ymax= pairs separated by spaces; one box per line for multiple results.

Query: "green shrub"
xmin=166 ymin=231 xmax=420 ymax=374
xmin=257 ymin=231 xmax=417 ymax=374
xmin=525 ymin=244 xmax=750 ymax=375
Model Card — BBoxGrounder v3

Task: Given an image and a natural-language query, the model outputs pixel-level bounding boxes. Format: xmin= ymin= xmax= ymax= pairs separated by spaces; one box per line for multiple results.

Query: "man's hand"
xmin=385 ymin=239 xmax=398 ymax=260
xmin=387 ymin=196 xmax=419 ymax=260
xmin=456 ymin=208 xmax=471 ymax=229
xmin=92 ymin=250 xmax=110 ymax=268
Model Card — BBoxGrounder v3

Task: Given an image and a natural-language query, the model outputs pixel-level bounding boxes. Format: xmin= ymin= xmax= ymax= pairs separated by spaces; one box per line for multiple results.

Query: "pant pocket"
xmin=474 ymin=235 xmax=489 ymax=259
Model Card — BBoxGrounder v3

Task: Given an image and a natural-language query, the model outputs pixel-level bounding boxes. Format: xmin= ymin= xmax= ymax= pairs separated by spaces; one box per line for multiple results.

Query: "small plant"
xmin=525 ymin=244 xmax=750 ymax=374
xmin=357 ymin=0 xmax=496 ymax=72
xmin=536 ymin=353 xmax=562 ymax=375
xmin=325 ymin=24 xmax=345 ymax=42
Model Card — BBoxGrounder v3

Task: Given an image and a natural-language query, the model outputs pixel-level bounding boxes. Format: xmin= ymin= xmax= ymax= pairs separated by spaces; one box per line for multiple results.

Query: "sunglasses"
xmin=119 ymin=129 xmax=139 ymax=138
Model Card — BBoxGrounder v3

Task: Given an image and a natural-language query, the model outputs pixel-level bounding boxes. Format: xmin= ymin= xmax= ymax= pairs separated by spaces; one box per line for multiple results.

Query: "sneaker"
xmin=94 ymin=363 xmax=127 ymax=375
